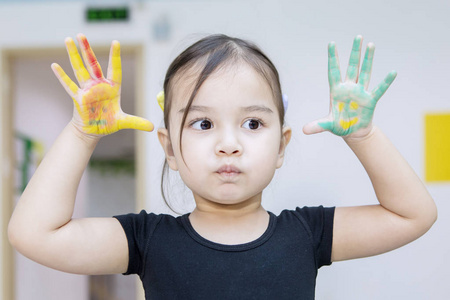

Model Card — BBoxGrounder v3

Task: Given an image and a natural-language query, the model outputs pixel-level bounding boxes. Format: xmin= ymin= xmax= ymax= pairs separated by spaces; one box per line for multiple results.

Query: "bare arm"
xmin=8 ymin=34 xmax=153 ymax=274
xmin=332 ymin=127 xmax=437 ymax=261
xmin=8 ymin=124 xmax=130 ymax=274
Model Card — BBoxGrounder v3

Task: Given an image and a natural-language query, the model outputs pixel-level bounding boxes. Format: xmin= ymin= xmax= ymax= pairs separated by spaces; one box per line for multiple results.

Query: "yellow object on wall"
xmin=425 ymin=113 xmax=450 ymax=182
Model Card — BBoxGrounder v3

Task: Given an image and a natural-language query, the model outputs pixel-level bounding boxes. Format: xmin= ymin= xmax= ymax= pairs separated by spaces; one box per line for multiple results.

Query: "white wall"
xmin=0 ymin=0 xmax=449 ymax=299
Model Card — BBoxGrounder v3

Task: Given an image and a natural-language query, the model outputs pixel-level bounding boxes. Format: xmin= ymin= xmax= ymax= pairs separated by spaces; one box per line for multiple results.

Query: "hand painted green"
xmin=320 ymin=36 xmax=397 ymax=136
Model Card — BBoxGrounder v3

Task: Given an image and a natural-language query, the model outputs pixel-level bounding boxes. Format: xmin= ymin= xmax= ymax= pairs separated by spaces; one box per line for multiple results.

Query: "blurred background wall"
xmin=0 ymin=0 xmax=449 ymax=299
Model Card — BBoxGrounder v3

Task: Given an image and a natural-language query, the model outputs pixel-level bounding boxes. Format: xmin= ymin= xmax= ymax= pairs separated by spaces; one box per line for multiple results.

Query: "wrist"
xmin=343 ymin=125 xmax=378 ymax=146
xmin=68 ymin=121 xmax=101 ymax=149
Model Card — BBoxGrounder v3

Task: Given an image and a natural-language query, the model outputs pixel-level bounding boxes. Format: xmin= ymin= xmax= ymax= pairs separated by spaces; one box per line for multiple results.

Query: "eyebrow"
xmin=178 ymin=105 xmax=211 ymax=114
xmin=178 ymin=105 xmax=273 ymax=114
xmin=242 ymin=105 xmax=274 ymax=114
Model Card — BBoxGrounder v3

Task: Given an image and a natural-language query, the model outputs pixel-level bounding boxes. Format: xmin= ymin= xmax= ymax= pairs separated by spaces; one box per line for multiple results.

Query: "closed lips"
xmin=217 ymin=165 xmax=241 ymax=174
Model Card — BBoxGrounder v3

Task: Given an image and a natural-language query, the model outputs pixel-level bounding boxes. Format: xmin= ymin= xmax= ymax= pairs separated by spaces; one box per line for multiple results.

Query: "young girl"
xmin=8 ymin=33 xmax=437 ymax=299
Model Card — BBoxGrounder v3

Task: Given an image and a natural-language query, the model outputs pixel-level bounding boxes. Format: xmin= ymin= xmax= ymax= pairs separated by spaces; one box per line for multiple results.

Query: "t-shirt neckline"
xmin=179 ymin=211 xmax=277 ymax=252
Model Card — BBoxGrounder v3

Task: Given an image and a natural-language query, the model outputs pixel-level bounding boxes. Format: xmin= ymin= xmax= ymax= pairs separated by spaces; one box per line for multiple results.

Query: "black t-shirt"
xmin=114 ymin=206 xmax=335 ymax=300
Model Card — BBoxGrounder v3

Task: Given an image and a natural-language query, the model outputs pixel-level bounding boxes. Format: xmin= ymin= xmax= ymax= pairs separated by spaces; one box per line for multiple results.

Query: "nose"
xmin=215 ymin=128 xmax=243 ymax=156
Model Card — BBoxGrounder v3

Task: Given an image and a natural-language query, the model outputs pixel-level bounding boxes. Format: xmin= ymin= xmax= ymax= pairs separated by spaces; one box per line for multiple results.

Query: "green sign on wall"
xmin=86 ymin=7 xmax=129 ymax=22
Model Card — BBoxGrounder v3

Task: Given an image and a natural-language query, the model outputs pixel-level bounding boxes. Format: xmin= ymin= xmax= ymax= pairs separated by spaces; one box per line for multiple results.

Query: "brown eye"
xmin=243 ymin=119 xmax=261 ymax=130
xmin=192 ymin=119 xmax=213 ymax=130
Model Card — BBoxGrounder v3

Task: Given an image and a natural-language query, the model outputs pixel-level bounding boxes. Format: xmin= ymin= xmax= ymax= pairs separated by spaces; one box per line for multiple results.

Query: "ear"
xmin=276 ymin=126 xmax=292 ymax=169
xmin=157 ymin=128 xmax=178 ymax=171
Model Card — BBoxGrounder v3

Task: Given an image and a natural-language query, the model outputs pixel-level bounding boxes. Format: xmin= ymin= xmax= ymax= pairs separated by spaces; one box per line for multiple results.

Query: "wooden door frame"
xmin=0 ymin=44 xmax=146 ymax=300
xmin=1 ymin=46 xmax=15 ymax=300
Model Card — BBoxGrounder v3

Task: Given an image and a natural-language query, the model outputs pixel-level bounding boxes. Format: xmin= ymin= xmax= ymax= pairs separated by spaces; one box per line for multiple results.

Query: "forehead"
xmin=170 ymin=62 xmax=276 ymax=111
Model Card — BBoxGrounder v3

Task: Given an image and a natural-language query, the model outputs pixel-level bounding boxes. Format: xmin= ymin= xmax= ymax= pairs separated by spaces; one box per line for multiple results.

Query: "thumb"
xmin=302 ymin=118 xmax=331 ymax=135
xmin=118 ymin=114 xmax=154 ymax=132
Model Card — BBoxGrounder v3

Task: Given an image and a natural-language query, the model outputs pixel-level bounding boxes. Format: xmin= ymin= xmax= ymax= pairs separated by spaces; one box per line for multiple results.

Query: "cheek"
xmin=175 ymin=133 xmax=211 ymax=170
xmin=175 ymin=137 xmax=212 ymax=193
xmin=244 ymin=137 xmax=280 ymax=192
xmin=261 ymin=129 xmax=282 ymax=154
xmin=245 ymin=131 xmax=282 ymax=166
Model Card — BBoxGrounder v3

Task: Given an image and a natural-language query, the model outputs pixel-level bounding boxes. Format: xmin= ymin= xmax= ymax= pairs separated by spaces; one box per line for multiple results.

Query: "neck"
xmin=188 ymin=192 xmax=270 ymax=245
xmin=190 ymin=192 xmax=266 ymax=221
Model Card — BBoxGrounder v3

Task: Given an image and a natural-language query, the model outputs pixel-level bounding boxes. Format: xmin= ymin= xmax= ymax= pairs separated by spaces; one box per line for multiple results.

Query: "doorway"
xmin=1 ymin=43 xmax=146 ymax=300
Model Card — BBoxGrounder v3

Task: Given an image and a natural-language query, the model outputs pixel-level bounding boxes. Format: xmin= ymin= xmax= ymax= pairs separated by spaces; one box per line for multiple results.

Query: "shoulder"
xmin=276 ymin=206 xmax=335 ymax=243
xmin=277 ymin=206 xmax=335 ymax=268
xmin=278 ymin=206 xmax=335 ymax=225
xmin=113 ymin=210 xmax=182 ymax=239
xmin=114 ymin=209 xmax=178 ymax=221
xmin=112 ymin=210 xmax=184 ymax=275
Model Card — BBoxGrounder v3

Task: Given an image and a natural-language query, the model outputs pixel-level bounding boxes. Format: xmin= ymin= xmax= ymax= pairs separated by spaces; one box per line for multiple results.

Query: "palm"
xmin=304 ymin=36 xmax=397 ymax=138
xmin=323 ymin=82 xmax=375 ymax=137
xmin=75 ymin=80 xmax=122 ymax=135
xmin=52 ymin=34 xmax=153 ymax=136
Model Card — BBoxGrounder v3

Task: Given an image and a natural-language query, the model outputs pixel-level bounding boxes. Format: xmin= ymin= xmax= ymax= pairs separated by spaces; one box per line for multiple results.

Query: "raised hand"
xmin=303 ymin=35 xmax=397 ymax=138
xmin=51 ymin=34 xmax=153 ymax=136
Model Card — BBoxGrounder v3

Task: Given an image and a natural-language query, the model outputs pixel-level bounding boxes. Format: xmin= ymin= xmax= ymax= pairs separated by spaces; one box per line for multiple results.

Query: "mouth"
xmin=216 ymin=165 xmax=241 ymax=178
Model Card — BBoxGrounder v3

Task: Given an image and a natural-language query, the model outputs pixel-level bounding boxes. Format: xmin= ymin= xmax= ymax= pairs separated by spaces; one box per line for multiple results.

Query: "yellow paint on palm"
xmin=350 ymin=101 xmax=359 ymax=110
xmin=340 ymin=117 xmax=359 ymax=130
xmin=78 ymin=82 xmax=121 ymax=135
xmin=53 ymin=34 xmax=154 ymax=136
xmin=336 ymin=101 xmax=359 ymax=130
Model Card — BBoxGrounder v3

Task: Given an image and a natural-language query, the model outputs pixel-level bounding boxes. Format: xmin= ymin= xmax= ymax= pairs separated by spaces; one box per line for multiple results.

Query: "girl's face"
xmin=158 ymin=63 xmax=291 ymax=207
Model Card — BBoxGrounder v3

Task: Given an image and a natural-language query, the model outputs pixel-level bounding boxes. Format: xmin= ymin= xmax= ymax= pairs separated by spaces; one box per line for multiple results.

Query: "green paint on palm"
xmin=320 ymin=36 xmax=397 ymax=136
xmin=318 ymin=86 xmax=377 ymax=136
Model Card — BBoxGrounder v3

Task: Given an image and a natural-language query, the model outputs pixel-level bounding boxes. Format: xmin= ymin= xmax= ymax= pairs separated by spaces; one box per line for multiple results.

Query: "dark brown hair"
xmin=161 ymin=34 xmax=285 ymax=213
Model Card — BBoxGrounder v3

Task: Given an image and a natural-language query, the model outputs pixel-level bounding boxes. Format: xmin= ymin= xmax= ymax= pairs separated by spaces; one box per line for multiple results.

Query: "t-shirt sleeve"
xmin=113 ymin=210 xmax=162 ymax=276
xmin=294 ymin=206 xmax=335 ymax=268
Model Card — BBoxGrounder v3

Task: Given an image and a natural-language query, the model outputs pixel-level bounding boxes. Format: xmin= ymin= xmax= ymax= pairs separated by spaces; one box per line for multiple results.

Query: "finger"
xmin=358 ymin=42 xmax=375 ymax=89
xmin=371 ymin=70 xmax=397 ymax=102
xmin=328 ymin=42 xmax=342 ymax=88
xmin=51 ymin=63 xmax=79 ymax=99
xmin=77 ymin=33 xmax=104 ymax=79
xmin=345 ymin=35 xmax=362 ymax=83
xmin=118 ymin=114 xmax=154 ymax=132
xmin=107 ymin=40 xmax=122 ymax=84
xmin=303 ymin=118 xmax=330 ymax=135
xmin=65 ymin=37 xmax=90 ymax=86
